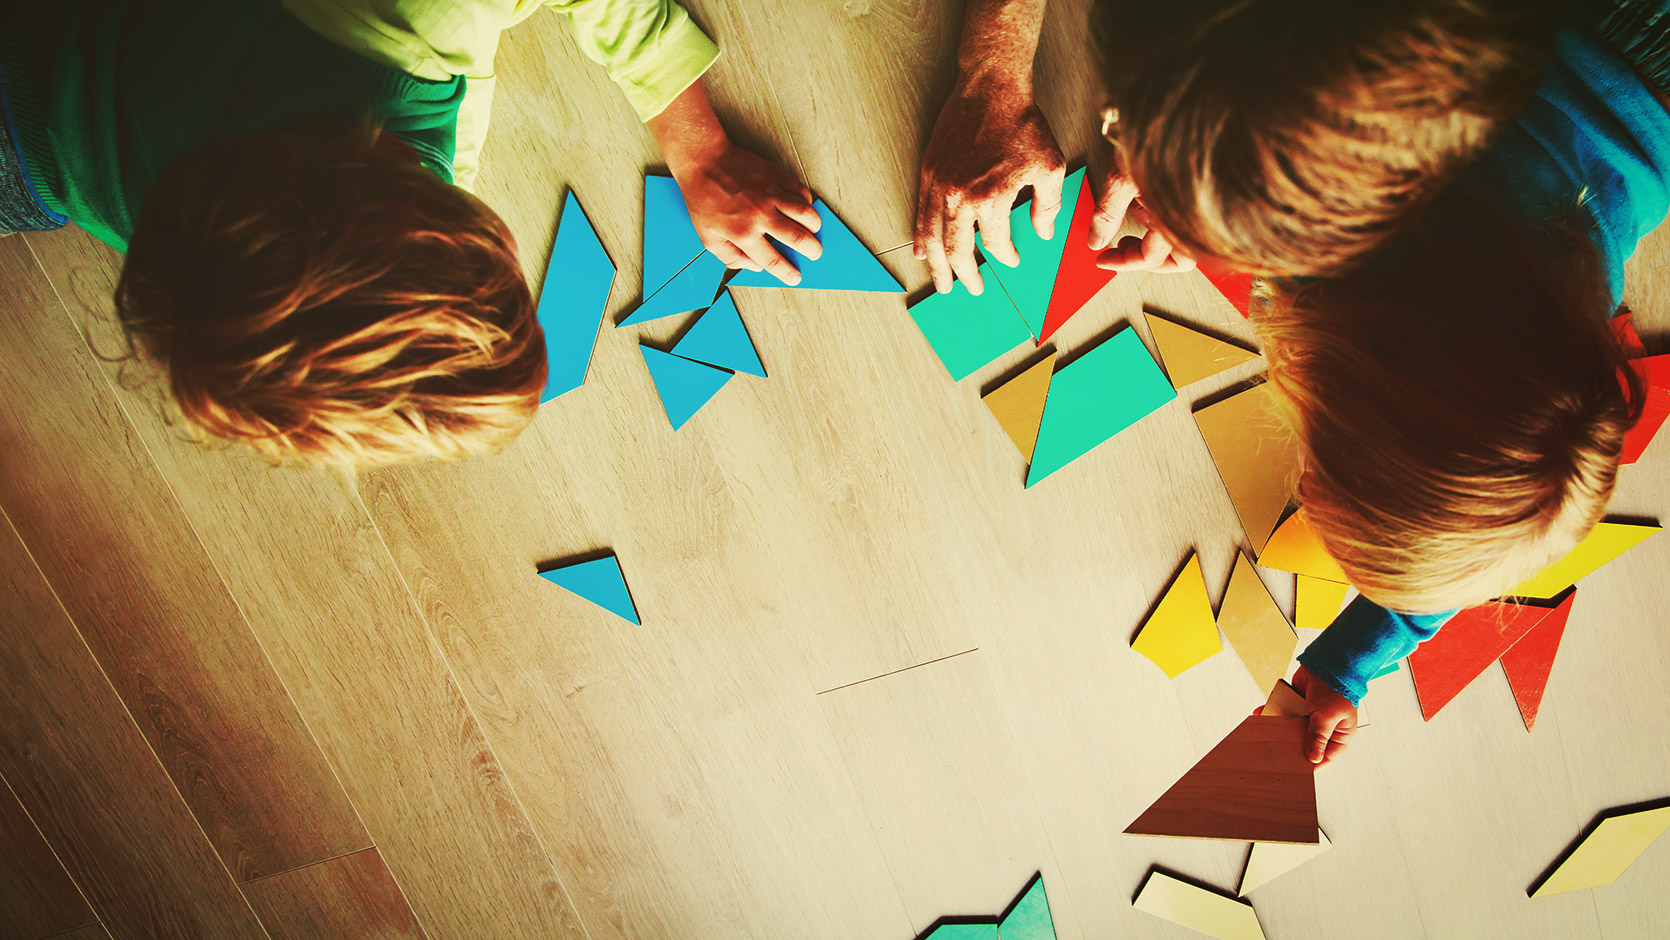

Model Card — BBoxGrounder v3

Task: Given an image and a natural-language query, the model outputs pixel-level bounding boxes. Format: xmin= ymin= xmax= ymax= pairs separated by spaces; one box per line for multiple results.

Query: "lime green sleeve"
xmin=545 ymin=1 xmax=720 ymax=120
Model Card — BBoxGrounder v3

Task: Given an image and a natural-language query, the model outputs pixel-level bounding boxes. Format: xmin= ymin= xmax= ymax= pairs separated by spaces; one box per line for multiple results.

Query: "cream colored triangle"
xmin=1239 ymin=830 xmax=1333 ymax=895
xmin=982 ymin=353 xmax=1056 ymax=461
xmin=1146 ymin=311 xmax=1260 ymax=388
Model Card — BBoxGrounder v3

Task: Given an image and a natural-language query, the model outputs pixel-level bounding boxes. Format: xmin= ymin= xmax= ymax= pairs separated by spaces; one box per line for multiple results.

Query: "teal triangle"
xmin=727 ymin=200 xmax=902 ymax=292
xmin=909 ymin=263 xmax=1032 ymax=380
xmin=1026 ymin=327 xmax=1175 ymax=487
xmin=643 ymin=175 xmax=706 ymax=299
xmin=620 ymin=251 xmax=726 ymax=326
xmin=979 ymin=167 xmax=1087 ymax=339
xmin=997 ymin=876 xmax=1056 ymax=940
xmin=672 ymin=291 xmax=764 ymax=377
xmin=538 ymin=193 xmax=617 ymax=402
xmin=1372 ymin=659 xmax=1403 ymax=680
xmin=641 ymin=346 xmax=733 ymax=430
xmin=539 ymin=555 xmax=639 ymax=625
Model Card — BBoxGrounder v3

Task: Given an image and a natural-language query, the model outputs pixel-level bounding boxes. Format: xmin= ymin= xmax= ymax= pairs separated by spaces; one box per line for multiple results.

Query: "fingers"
xmin=708 ymin=239 xmax=758 ymax=272
xmin=765 ymin=211 xmax=823 ymax=262
xmin=1322 ymin=721 xmax=1356 ymax=765
xmin=1307 ymin=712 xmax=1338 ymax=765
xmin=777 ymin=194 xmax=822 ymax=238
xmin=942 ymin=206 xmax=983 ymax=294
xmin=976 ymin=204 xmax=1018 ymax=268
xmin=1028 ymin=163 xmax=1067 ymax=242
xmin=1089 ymin=173 xmax=1139 ymax=251
xmin=736 ymin=235 xmax=801 ymax=286
xmin=914 ymin=189 xmax=956 ymax=292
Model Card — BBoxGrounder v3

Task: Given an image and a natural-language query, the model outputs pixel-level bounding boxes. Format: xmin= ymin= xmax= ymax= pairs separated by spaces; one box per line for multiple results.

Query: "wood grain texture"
xmin=242 ymin=848 xmax=426 ymax=940
xmin=1125 ymin=717 xmax=1317 ymax=844
xmin=49 ymin=926 xmax=114 ymax=940
xmin=0 ymin=773 xmax=96 ymax=940
xmin=0 ymin=513 xmax=267 ymax=938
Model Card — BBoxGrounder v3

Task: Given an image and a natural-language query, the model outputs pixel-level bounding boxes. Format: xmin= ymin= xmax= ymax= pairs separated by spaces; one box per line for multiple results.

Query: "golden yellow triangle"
xmin=1145 ymin=311 xmax=1260 ymax=388
xmin=1132 ymin=552 xmax=1222 ymax=678
xmin=982 ymin=352 xmax=1056 ymax=461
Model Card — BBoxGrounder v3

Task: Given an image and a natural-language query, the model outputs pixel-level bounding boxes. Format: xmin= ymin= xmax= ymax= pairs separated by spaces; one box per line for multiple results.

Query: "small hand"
xmin=914 ymin=78 xmax=1065 ymax=294
xmin=672 ymin=141 xmax=822 ymax=286
xmin=1291 ymin=666 xmax=1357 ymax=766
xmin=1089 ymin=167 xmax=1195 ymax=274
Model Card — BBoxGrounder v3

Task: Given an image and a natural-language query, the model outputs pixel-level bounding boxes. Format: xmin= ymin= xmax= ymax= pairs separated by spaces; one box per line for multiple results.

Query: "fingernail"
xmin=967 ymin=281 xmax=983 ymax=296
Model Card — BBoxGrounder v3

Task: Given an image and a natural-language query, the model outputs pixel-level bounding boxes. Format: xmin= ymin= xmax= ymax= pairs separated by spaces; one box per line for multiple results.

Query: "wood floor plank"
xmin=0 ymin=513 xmax=267 ymax=938
xmin=23 ymin=227 xmax=585 ymax=940
xmin=241 ymin=848 xmax=426 ymax=940
xmin=0 ymin=773 xmax=96 ymax=940
xmin=0 ymin=237 xmax=368 ymax=882
xmin=48 ymin=926 xmax=114 ymax=940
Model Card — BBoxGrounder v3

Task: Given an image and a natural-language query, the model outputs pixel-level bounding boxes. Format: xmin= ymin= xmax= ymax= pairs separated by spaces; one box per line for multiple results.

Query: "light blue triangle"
xmin=537 ymin=193 xmax=617 ymax=402
xmin=997 ymin=876 xmax=1056 ymax=940
xmin=620 ymin=251 xmax=727 ymax=326
xmin=978 ymin=167 xmax=1087 ymax=339
xmin=539 ymin=555 xmax=639 ymax=625
xmin=1025 ymin=327 xmax=1176 ymax=487
xmin=727 ymin=200 xmax=902 ymax=292
xmin=671 ymin=292 xmax=764 ymax=377
xmin=908 ymin=263 xmax=1032 ymax=380
xmin=641 ymin=346 xmax=733 ymax=430
xmin=643 ymin=175 xmax=706 ymax=299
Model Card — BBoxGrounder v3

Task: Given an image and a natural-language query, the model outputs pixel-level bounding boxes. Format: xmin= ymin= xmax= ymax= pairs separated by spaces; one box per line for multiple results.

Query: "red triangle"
xmin=1038 ymin=175 xmax=1116 ymax=343
xmin=1612 ymin=311 xmax=1645 ymax=355
xmin=1124 ymin=716 xmax=1318 ymax=844
xmin=1499 ymin=590 xmax=1577 ymax=731
xmin=1621 ymin=354 xmax=1670 ymax=465
xmin=1408 ymin=600 xmax=1558 ymax=721
xmin=1197 ymin=259 xmax=1255 ymax=319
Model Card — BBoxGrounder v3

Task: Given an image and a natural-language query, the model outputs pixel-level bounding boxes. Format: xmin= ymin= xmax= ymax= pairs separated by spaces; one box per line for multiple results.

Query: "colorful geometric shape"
xmin=1530 ymin=803 xmax=1670 ymax=898
xmin=1197 ymin=258 xmax=1256 ymax=318
xmin=1038 ymin=172 xmax=1117 ymax=343
xmin=641 ymin=346 xmax=733 ymax=430
xmin=980 ymin=167 xmax=1088 ymax=339
xmin=537 ymin=193 xmax=617 ymax=402
xmin=619 ymin=251 xmax=727 ymax=326
xmin=538 ymin=554 xmax=639 ymax=625
xmin=1134 ymin=870 xmax=1266 ymax=940
xmin=1025 ymin=328 xmax=1176 ymax=487
xmin=1621 ymin=354 xmax=1670 ymax=465
xmin=1193 ymin=381 xmax=1300 ymax=555
xmin=922 ymin=925 xmax=998 ymax=940
xmin=1295 ymin=575 xmax=1350 ymax=634
xmin=1511 ymin=521 xmax=1659 ymax=599
xmin=1260 ymin=680 xmax=1306 ymax=719
xmin=1407 ymin=597 xmax=1560 ymax=721
xmin=727 ymin=200 xmax=903 ymax=292
xmin=1500 ymin=589 xmax=1577 ymax=731
xmin=1132 ymin=552 xmax=1222 ymax=678
xmin=1124 ymin=715 xmax=1318 ymax=844
xmin=1217 ymin=554 xmax=1298 ymax=698
xmin=1258 ymin=512 xmax=1346 ymax=583
xmin=1239 ymin=830 xmax=1332 ymax=895
xmin=671 ymin=291 xmax=764 ymax=377
xmin=997 ymin=873 xmax=1056 ymax=940
xmin=982 ymin=353 xmax=1056 ymax=461
xmin=908 ymin=265 xmax=1033 ymax=381
xmin=643 ymin=175 xmax=706 ymax=299
xmin=1144 ymin=312 xmax=1260 ymax=389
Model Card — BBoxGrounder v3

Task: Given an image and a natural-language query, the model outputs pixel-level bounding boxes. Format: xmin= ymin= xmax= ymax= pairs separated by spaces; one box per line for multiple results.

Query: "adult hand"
xmin=914 ymin=79 xmax=1065 ymax=295
xmin=1290 ymin=666 xmax=1357 ymax=766
xmin=1089 ymin=167 xmax=1195 ymax=274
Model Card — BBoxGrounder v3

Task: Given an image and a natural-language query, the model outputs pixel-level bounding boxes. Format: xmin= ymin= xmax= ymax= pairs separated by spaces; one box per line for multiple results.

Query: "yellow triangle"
xmin=1132 ymin=553 xmax=1222 ymax=678
xmin=1259 ymin=511 xmax=1347 ymax=582
xmin=1296 ymin=575 xmax=1350 ymax=633
xmin=1217 ymin=553 xmax=1297 ymax=697
xmin=1146 ymin=311 xmax=1260 ymax=388
xmin=982 ymin=352 xmax=1056 ymax=461
xmin=1513 ymin=521 xmax=1660 ymax=599
xmin=1532 ymin=806 xmax=1670 ymax=897
xmin=1239 ymin=830 xmax=1332 ymax=895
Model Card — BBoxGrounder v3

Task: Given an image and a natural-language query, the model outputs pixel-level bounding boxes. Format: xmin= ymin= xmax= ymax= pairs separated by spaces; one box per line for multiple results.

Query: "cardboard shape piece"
xmin=1124 ymin=715 xmax=1318 ymax=844
xmin=1217 ymin=554 xmax=1298 ymax=698
xmin=1133 ymin=870 xmax=1266 ymax=940
xmin=1193 ymin=382 xmax=1300 ymax=555
xmin=537 ymin=554 xmax=640 ymax=625
xmin=1026 ymin=328 xmax=1176 ymax=487
xmin=1530 ymin=803 xmax=1670 ymax=898
xmin=1144 ymin=311 xmax=1259 ymax=389
xmin=538 ymin=192 xmax=618 ymax=402
xmin=1132 ymin=552 xmax=1222 ymax=678
xmin=1499 ymin=589 xmax=1578 ymax=731
xmin=979 ymin=167 xmax=1089 ymax=339
xmin=909 ymin=268 xmax=1033 ymax=381
xmin=1038 ymin=173 xmax=1117 ymax=343
xmin=1407 ymin=597 xmax=1559 ymax=721
xmin=982 ymin=353 xmax=1057 ymax=461
xmin=1511 ymin=521 xmax=1659 ymax=599
xmin=1238 ymin=831 xmax=1333 ymax=895
xmin=641 ymin=346 xmax=734 ymax=431
xmin=727 ymin=200 xmax=903 ymax=292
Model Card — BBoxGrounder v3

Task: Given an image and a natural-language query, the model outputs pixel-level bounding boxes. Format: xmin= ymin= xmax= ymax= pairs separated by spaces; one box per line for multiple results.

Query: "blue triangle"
xmin=977 ymin=167 xmax=1087 ymax=338
xmin=537 ymin=193 xmax=617 ymax=402
xmin=671 ymin=291 xmax=765 ymax=377
xmin=619 ymin=251 xmax=727 ymax=326
xmin=641 ymin=346 xmax=733 ymax=430
xmin=538 ymin=554 xmax=639 ymax=625
xmin=643 ymin=175 xmax=706 ymax=299
xmin=727 ymin=200 xmax=902 ymax=292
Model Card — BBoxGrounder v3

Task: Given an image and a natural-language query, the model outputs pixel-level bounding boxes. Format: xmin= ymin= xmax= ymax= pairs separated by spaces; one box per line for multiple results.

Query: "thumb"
xmin=1089 ymin=173 xmax=1139 ymax=251
xmin=1306 ymin=711 xmax=1338 ymax=765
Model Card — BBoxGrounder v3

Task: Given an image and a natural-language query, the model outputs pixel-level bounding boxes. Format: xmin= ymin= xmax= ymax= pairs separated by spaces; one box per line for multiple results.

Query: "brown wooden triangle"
xmin=1125 ymin=716 xmax=1318 ymax=844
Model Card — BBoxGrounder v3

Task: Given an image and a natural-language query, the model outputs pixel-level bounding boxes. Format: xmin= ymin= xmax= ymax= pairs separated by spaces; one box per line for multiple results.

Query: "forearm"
xmin=956 ymin=0 xmax=1050 ymax=92
xmin=1297 ymin=595 xmax=1457 ymax=704
xmin=645 ymin=80 xmax=727 ymax=176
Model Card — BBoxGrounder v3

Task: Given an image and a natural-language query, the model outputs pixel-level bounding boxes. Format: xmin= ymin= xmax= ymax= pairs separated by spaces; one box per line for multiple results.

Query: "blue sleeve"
xmin=1297 ymin=596 xmax=1457 ymax=705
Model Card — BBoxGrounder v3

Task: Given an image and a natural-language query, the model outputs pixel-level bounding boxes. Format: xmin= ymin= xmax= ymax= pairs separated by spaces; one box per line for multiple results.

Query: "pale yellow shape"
xmin=1258 ymin=512 xmax=1347 ymax=583
xmin=1194 ymin=383 xmax=1300 ymax=555
xmin=1239 ymin=830 xmax=1332 ymax=895
xmin=982 ymin=353 xmax=1057 ymax=461
xmin=1132 ymin=553 xmax=1222 ymax=678
xmin=1532 ymin=807 xmax=1670 ymax=897
xmin=1134 ymin=871 xmax=1266 ymax=940
xmin=1217 ymin=554 xmax=1298 ymax=697
xmin=1296 ymin=576 xmax=1350 ymax=634
xmin=1261 ymin=680 xmax=1306 ymax=719
xmin=1145 ymin=312 xmax=1260 ymax=388
xmin=1513 ymin=522 xmax=1660 ymax=599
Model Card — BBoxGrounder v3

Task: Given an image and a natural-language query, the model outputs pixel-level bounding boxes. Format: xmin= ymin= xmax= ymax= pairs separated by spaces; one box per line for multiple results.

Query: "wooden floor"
xmin=2 ymin=2 xmax=1668 ymax=937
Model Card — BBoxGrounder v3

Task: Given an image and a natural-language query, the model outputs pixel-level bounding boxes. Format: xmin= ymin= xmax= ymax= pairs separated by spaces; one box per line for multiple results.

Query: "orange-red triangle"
xmin=1622 ymin=354 xmax=1670 ymax=465
xmin=1408 ymin=599 xmax=1558 ymax=721
xmin=1197 ymin=259 xmax=1255 ymax=319
xmin=1500 ymin=589 xmax=1577 ymax=731
xmin=1612 ymin=311 xmax=1645 ymax=354
xmin=1038 ymin=174 xmax=1116 ymax=343
xmin=1124 ymin=715 xmax=1318 ymax=844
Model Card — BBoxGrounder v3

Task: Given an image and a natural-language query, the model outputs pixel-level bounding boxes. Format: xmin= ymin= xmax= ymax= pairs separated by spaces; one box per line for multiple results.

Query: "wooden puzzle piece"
xmin=537 ymin=193 xmax=617 ymax=402
xmin=1499 ymin=589 xmax=1577 ymax=731
xmin=642 ymin=175 xmax=706 ymax=298
xmin=1238 ymin=830 xmax=1332 ymax=895
xmin=909 ymin=266 xmax=1033 ymax=381
xmin=728 ymin=199 xmax=903 ymax=292
xmin=537 ymin=554 xmax=639 ymax=625
xmin=1512 ymin=521 xmax=1659 ymax=599
xmin=1531 ymin=803 xmax=1670 ymax=897
xmin=1038 ymin=173 xmax=1116 ymax=343
xmin=641 ymin=346 xmax=734 ymax=431
xmin=1408 ymin=598 xmax=1559 ymax=720
xmin=1257 ymin=512 xmax=1346 ymax=583
xmin=1260 ymin=680 xmax=1306 ymax=719
xmin=1217 ymin=554 xmax=1298 ymax=699
xmin=1621 ymin=354 xmax=1670 ymax=465
xmin=982 ymin=353 xmax=1057 ymax=461
xmin=1295 ymin=575 xmax=1350 ymax=634
xmin=620 ymin=251 xmax=727 ymax=326
xmin=1144 ymin=311 xmax=1260 ymax=389
xmin=921 ymin=925 xmax=999 ymax=940
xmin=1193 ymin=382 xmax=1300 ymax=555
xmin=1125 ymin=716 xmax=1318 ymax=844
xmin=671 ymin=291 xmax=765 ymax=377
xmin=1025 ymin=328 xmax=1175 ymax=487
xmin=1132 ymin=552 xmax=1222 ymax=678
xmin=1196 ymin=259 xmax=1256 ymax=318
xmin=979 ymin=167 xmax=1088 ymax=339
xmin=1133 ymin=870 xmax=1266 ymax=940
xmin=997 ymin=873 xmax=1056 ymax=940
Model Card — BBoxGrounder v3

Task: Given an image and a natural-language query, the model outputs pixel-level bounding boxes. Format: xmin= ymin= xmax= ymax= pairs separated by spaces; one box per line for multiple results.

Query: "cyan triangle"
xmin=643 ymin=175 xmax=706 ymax=299
xmin=538 ymin=554 xmax=639 ymax=625
xmin=727 ymin=200 xmax=902 ymax=292
xmin=619 ymin=251 xmax=727 ymax=326
xmin=672 ymin=291 xmax=764 ymax=377
xmin=1026 ymin=326 xmax=1175 ymax=487
xmin=537 ymin=193 xmax=617 ymax=402
xmin=978 ymin=167 xmax=1088 ymax=339
xmin=998 ymin=875 xmax=1056 ymax=940
xmin=641 ymin=346 xmax=733 ymax=430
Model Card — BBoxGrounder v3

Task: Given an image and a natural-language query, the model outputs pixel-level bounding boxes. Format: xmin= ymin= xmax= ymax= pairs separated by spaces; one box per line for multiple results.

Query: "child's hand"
xmin=1089 ymin=168 xmax=1195 ymax=274
xmin=1291 ymin=666 xmax=1357 ymax=766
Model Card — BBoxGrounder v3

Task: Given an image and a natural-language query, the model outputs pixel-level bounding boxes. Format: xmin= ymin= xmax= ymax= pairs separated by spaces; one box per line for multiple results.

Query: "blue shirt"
xmin=1298 ymin=26 xmax=1670 ymax=704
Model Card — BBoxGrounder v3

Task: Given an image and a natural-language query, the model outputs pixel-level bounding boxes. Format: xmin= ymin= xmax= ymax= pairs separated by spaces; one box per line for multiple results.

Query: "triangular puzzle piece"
xmin=1193 ymin=381 xmax=1300 ymax=554
xmin=1260 ymin=680 xmax=1306 ymax=719
xmin=1511 ymin=521 xmax=1659 ymax=599
xmin=1144 ymin=311 xmax=1260 ymax=389
xmin=1530 ymin=804 xmax=1670 ymax=897
xmin=1197 ymin=258 xmax=1256 ymax=318
xmin=1125 ymin=715 xmax=1317 ymax=844
xmin=1500 ymin=589 xmax=1577 ymax=731
xmin=538 ymin=554 xmax=639 ymax=625
xmin=1132 ymin=552 xmax=1222 ymax=678
xmin=978 ymin=167 xmax=1088 ymax=339
xmin=1217 ymin=554 xmax=1298 ymax=698
xmin=921 ymin=926 xmax=998 ymax=940
xmin=620 ymin=251 xmax=727 ymax=326
xmin=1612 ymin=310 xmax=1644 ymax=353
xmin=727 ymin=200 xmax=902 ymax=292
xmin=1026 ymin=328 xmax=1175 ymax=487
xmin=997 ymin=873 xmax=1056 ymax=940
xmin=1258 ymin=511 xmax=1346 ymax=582
xmin=671 ymin=291 xmax=764 ymax=377
xmin=537 ymin=193 xmax=618 ymax=402
xmin=1239 ymin=830 xmax=1332 ymax=895
xmin=909 ymin=265 xmax=1033 ymax=381
xmin=1408 ymin=598 xmax=1557 ymax=720
xmin=1133 ymin=870 xmax=1266 ymax=940
xmin=1038 ymin=172 xmax=1116 ymax=343
xmin=982 ymin=353 xmax=1056 ymax=461
xmin=1295 ymin=575 xmax=1349 ymax=634
xmin=1621 ymin=354 xmax=1670 ymax=465
xmin=643 ymin=175 xmax=707 ymax=299
xmin=641 ymin=346 xmax=733 ymax=430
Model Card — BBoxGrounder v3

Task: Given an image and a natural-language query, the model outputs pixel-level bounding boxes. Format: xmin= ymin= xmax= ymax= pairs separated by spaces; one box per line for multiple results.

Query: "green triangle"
xmin=979 ymin=167 xmax=1087 ymax=339
xmin=1026 ymin=328 xmax=1175 ymax=486
xmin=998 ymin=875 xmax=1056 ymax=940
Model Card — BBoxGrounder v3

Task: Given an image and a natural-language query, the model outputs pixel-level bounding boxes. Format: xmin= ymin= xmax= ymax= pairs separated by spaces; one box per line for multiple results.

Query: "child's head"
xmin=118 ymin=126 xmax=543 ymax=469
xmin=1093 ymin=0 xmax=1557 ymax=276
xmin=1255 ymin=198 xmax=1642 ymax=613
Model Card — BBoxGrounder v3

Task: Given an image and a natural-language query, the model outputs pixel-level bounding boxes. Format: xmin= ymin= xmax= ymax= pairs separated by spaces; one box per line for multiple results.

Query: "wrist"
xmin=647 ymin=82 xmax=731 ymax=175
xmin=953 ymin=62 xmax=1032 ymax=106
